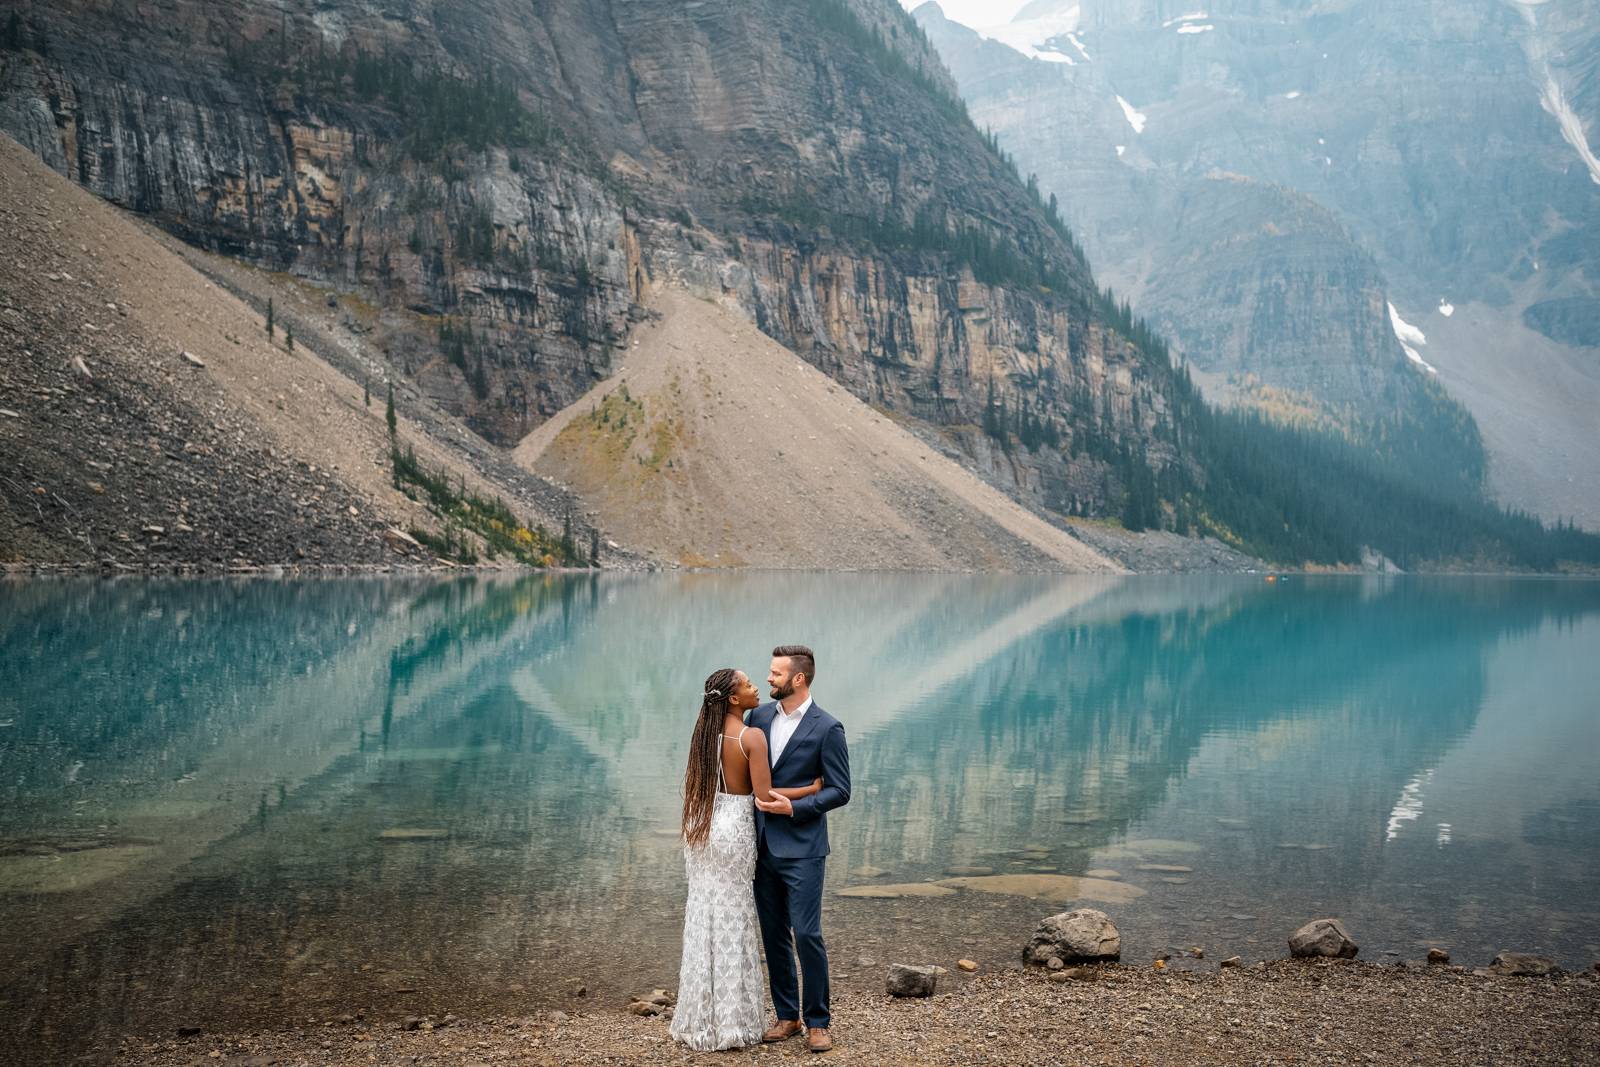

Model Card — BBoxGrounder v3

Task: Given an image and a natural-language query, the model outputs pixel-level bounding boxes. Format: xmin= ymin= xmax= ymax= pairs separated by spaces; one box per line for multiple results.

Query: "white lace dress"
xmin=670 ymin=733 xmax=765 ymax=1051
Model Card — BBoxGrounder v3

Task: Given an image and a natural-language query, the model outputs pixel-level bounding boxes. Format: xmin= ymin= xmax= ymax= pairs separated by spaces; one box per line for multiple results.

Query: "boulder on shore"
xmin=1288 ymin=918 xmax=1359 ymax=959
xmin=1023 ymin=908 xmax=1121 ymax=965
xmin=886 ymin=963 xmax=939 ymax=997
xmin=1487 ymin=952 xmax=1559 ymax=977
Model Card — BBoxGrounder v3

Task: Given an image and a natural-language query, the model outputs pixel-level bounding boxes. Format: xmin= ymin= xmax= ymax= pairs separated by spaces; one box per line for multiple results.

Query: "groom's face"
xmin=768 ymin=656 xmax=796 ymax=699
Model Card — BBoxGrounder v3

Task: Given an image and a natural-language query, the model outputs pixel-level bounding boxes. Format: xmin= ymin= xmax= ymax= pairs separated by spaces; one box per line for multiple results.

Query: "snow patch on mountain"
xmin=1439 ymin=302 xmax=1455 ymax=317
xmin=1177 ymin=23 xmax=1214 ymax=34
xmin=1067 ymin=32 xmax=1092 ymax=61
xmin=1389 ymin=303 xmax=1438 ymax=374
xmin=1284 ymin=90 xmax=1302 ymax=99
xmin=945 ymin=3 xmax=1083 ymax=65
xmin=1389 ymin=303 xmax=1428 ymax=347
xmin=1162 ymin=12 xmax=1209 ymax=28
xmin=1509 ymin=0 xmax=1600 ymax=185
xmin=1116 ymin=96 xmax=1148 ymax=134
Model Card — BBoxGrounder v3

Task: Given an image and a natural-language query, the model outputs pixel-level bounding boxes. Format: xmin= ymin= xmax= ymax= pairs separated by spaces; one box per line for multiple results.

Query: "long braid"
xmin=682 ymin=667 xmax=740 ymax=848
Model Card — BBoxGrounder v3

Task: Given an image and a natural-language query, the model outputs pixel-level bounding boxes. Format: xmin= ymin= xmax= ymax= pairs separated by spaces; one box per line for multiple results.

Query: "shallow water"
xmin=1 ymin=573 xmax=1597 ymax=1059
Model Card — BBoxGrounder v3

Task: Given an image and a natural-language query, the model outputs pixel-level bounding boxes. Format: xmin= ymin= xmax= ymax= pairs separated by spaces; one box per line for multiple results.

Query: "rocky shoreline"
xmin=103 ymin=958 xmax=1599 ymax=1066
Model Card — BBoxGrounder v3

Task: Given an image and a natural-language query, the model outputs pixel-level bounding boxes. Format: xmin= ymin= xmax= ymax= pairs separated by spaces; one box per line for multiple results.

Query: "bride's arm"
xmin=744 ymin=731 xmax=822 ymax=799
xmin=745 ymin=729 xmax=775 ymax=800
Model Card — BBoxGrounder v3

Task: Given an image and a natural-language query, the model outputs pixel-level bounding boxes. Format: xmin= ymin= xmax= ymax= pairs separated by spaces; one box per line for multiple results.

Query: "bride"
xmin=670 ymin=668 xmax=820 ymax=1051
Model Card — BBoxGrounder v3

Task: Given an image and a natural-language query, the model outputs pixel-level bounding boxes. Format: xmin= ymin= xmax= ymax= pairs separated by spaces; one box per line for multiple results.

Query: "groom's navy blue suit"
xmin=748 ymin=699 xmax=850 ymax=1029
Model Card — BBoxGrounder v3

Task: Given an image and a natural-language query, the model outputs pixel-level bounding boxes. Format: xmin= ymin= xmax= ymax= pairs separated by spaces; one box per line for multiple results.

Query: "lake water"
xmin=2 ymin=573 xmax=1598 ymax=1060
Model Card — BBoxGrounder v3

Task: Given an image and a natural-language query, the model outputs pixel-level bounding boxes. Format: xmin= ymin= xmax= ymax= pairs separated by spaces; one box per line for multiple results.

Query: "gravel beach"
xmin=106 ymin=959 xmax=1600 ymax=1066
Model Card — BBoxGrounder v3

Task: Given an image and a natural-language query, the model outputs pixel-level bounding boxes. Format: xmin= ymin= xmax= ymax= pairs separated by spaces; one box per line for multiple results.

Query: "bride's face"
xmin=731 ymin=672 xmax=761 ymax=710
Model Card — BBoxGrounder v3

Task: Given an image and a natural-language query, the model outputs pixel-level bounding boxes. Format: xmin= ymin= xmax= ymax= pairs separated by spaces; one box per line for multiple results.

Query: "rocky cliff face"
xmin=1 ymin=0 xmax=1188 ymax=521
xmin=915 ymin=0 xmax=1600 ymax=521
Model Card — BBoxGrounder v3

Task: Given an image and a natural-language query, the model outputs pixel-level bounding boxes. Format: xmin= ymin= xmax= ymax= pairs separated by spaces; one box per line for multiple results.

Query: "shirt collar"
xmin=779 ymin=696 xmax=813 ymax=719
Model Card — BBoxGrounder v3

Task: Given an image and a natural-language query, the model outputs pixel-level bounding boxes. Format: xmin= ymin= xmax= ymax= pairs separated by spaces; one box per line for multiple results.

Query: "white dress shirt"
xmin=768 ymin=696 xmax=813 ymax=766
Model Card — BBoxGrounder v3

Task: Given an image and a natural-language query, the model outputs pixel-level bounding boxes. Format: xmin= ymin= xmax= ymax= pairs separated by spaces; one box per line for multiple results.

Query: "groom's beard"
xmin=770 ymin=680 xmax=794 ymax=700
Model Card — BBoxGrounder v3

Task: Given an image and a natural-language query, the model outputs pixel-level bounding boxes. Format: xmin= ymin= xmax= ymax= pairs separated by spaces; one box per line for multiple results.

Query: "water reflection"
xmin=1 ymin=574 xmax=1597 ymax=1062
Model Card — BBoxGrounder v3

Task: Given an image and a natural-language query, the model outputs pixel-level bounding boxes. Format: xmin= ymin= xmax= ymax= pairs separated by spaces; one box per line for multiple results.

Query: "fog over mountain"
xmin=910 ymin=0 xmax=1600 ymax=528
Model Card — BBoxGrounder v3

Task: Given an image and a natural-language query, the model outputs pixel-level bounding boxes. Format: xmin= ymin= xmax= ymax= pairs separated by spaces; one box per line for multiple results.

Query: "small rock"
xmin=0 ymin=408 xmax=20 ymax=418
xmin=176 ymin=1025 xmax=202 ymax=1037
xmin=886 ymin=964 xmax=938 ymax=998
xmin=642 ymin=988 xmax=674 ymax=1006
xmin=1047 ymin=970 xmax=1072 ymax=984
xmin=182 ymin=351 xmax=206 ymax=368
xmin=1220 ymin=956 xmax=1242 ymax=968
xmin=627 ymin=1001 xmax=660 ymax=1016
xmin=1427 ymin=949 xmax=1451 ymax=964
xmin=855 ymin=956 xmax=876 ymax=968
xmin=1288 ymin=918 xmax=1359 ymax=959
xmin=1189 ymin=946 xmax=1205 ymax=959
xmin=400 ymin=1016 xmax=423 ymax=1031
xmin=548 ymin=1011 xmax=569 ymax=1024
xmin=1046 ymin=956 xmax=1064 ymax=970
xmin=956 ymin=959 xmax=978 ymax=972
xmin=1487 ymin=952 xmax=1559 ymax=977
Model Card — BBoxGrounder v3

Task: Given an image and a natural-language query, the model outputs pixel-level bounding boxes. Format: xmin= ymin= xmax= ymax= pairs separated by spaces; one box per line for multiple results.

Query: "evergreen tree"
xmin=285 ymin=325 xmax=294 ymax=352
xmin=589 ymin=527 xmax=600 ymax=567
xmin=385 ymin=382 xmax=397 ymax=438
xmin=266 ymin=298 xmax=274 ymax=339
xmin=363 ymin=378 xmax=371 ymax=408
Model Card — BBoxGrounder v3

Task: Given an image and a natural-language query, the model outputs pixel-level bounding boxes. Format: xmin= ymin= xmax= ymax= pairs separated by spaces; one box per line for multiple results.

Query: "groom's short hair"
xmin=772 ymin=644 xmax=816 ymax=686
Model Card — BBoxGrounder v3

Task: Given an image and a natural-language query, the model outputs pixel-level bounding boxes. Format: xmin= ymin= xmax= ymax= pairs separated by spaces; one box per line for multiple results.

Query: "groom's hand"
xmin=754 ymin=792 xmax=793 ymax=816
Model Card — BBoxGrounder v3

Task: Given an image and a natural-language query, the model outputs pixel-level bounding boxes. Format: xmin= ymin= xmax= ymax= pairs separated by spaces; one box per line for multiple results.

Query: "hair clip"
xmin=704 ymin=688 xmax=723 ymax=698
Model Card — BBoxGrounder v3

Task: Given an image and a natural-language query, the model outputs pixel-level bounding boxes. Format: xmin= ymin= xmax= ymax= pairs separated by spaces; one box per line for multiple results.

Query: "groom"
xmin=750 ymin=644 xmax=850 ymax=1054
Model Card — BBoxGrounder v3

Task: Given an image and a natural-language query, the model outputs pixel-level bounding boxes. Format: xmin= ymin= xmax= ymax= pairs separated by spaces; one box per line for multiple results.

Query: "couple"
xmin=669 ymin=645 xmax=851 ymax=1054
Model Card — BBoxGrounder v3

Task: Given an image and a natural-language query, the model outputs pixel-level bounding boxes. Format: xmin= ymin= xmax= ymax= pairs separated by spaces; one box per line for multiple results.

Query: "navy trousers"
xmin=753 ymin=850 xmax=830 ymax=1028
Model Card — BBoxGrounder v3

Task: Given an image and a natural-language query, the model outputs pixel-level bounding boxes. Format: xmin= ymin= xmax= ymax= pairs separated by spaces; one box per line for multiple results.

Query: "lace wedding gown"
xmin=670 ymin=734 xmax=765 ymax=1051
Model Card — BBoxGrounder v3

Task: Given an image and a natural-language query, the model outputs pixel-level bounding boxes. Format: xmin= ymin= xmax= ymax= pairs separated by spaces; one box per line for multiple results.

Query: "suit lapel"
xmin=756 ymin=702 xmax=776 ymax=760
xmin=772 ymin=704 xmax=824 ymax=774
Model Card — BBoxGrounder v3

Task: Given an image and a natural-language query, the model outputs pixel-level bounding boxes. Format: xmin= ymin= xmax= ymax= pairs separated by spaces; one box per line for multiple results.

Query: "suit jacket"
xmin=747 ymin=699 xmax=851 ymax=858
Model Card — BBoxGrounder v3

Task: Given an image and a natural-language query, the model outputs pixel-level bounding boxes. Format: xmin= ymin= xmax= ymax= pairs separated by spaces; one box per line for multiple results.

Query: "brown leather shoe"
xmin=762 ymin=1019 xmax=803 ymax=1043
xmin=806 ymin=1027 xmax=833 ymax=1053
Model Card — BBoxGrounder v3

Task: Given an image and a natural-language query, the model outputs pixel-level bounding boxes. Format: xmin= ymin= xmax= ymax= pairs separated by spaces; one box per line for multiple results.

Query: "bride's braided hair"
xmin=682 ymin=667 xmax=741 ymax=848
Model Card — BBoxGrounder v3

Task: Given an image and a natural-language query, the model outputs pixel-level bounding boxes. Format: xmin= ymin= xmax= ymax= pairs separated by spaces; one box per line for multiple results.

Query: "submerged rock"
xmin=1288 ymin=918 xmax=1359 ymax=959
xmin=1487 ymin=952 xmax=1559 ymax=977
xmin=377 ymin=828 xmax=449 ymax=841
xmin=837 ymin=883 xmax=955 ymax=899
xmin=1024 ymin=908 xmax=1121 ymax=965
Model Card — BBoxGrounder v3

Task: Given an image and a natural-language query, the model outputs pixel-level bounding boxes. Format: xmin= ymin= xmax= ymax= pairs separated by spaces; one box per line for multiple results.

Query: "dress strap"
xmin=716 ymin=733 xmax=726 ymax=793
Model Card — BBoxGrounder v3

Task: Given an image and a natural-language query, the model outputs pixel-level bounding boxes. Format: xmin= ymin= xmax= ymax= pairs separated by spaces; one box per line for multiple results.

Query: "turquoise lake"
xmin=2 ymin=573 xmax=1598 ymax=1059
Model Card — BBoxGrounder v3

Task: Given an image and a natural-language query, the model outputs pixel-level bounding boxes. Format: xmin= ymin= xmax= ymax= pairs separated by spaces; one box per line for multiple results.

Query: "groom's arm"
xmin=788 ymin=722 xmax=849 ymax=823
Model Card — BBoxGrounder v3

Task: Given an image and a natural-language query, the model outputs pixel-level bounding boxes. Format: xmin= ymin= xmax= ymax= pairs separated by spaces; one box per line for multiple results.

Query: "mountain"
xmin=0 ymin=0 xmax=1210 ymax=532
xmin=0 ymin=132 xmax=589 ymax=571
xmin=913 ymin=0 xmax=1600 ymax=528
